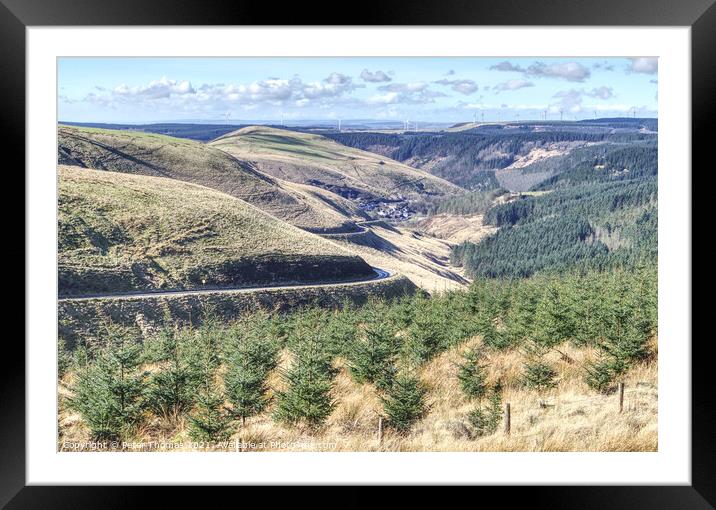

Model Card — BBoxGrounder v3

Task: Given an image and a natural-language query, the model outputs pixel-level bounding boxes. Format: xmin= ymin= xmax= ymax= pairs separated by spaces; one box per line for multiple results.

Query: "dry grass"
xmin=58 ymin=125 xmax=362 ymax=232
xmin=412 ymin=213 xmax=498 ymax=245
xmin=334 ymin=222 xmax=470 ymax=292
xmin=209 ymin=126 xmax=463 ymax=201
xmin=58 ymin=336 xmax=657 ymax=452
xmin=58 ymin=166 xmax=371 ymax=293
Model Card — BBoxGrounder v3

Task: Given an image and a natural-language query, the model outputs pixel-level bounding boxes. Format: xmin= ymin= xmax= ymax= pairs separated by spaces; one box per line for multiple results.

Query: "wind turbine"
xmin=559 ymin=109 xmax=564 ymax=122
xmin=338 ymin=118 xmax=341 ymax=132
xmin=224 ymin=110 xmax=231 ymax=125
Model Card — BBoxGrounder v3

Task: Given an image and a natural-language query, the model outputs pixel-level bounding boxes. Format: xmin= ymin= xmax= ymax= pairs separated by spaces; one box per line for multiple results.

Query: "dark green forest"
xmin=427 ymin=188 xmax=509 ymax=216
xmin=531 ymin=143 xmax=657 ymax=190
xmin=452 ymin=177 xmax=657 ymax=277
xmin=326 ymin=125 xmax=657 ymax=190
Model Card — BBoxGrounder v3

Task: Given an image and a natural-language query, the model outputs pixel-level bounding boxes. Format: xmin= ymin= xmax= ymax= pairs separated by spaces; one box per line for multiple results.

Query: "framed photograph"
xmin=7 ymin=0 xmax=709 ymax=503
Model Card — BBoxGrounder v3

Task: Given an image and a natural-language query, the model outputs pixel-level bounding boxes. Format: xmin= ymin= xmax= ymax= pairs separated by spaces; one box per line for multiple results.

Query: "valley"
xmin=56 ymin=116 xmax=659 ymax=453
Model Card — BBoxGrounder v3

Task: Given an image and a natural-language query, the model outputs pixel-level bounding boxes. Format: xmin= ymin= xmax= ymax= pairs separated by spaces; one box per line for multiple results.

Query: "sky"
xmin=58 ymin=57 xmax=658 ymax=124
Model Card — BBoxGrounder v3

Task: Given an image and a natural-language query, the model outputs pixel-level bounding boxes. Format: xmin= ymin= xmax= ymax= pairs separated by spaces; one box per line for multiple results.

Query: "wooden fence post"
xmin=503 ymin=403 xmax=511 ymax=435
xmin=378 ymin=416 xmax=384 ymax=445
xmin=618 ymin=382 xmax=625 ymax=413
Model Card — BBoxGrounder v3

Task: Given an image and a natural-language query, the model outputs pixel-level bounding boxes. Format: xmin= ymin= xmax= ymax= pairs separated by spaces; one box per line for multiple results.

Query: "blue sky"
xmin=58 ymin=57 xmax=658 ymax=123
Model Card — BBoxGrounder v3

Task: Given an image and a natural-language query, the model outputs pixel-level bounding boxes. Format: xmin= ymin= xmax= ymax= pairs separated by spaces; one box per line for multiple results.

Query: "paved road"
xmin=58 ymin=267 xmax=394 ymax=302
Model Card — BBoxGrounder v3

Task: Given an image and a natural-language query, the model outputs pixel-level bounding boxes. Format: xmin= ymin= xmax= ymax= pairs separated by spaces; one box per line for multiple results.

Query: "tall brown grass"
xmin=57 ymin=336 xmax=657 ymax=452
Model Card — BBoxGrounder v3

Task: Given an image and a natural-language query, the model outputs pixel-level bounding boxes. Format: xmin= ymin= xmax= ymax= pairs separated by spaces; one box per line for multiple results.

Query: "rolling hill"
xmin=58 ymin=125 xmax=367 ymax=233
xmin=209 ymin=126 xmax=463 ymax=220
xmin=58 ymin=166 xmax=375 ymax=296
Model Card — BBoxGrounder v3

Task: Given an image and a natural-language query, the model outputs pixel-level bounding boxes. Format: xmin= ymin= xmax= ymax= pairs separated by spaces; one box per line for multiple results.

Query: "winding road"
xmin=58 ymin=267 xmax=394 ymax=302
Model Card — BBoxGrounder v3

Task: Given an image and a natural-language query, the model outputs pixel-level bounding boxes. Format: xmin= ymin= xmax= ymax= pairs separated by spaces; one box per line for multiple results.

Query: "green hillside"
xmin=58 ymin=125 xmax=367 ymax=233
xmin=452 ymin=178 xmax=657 ymax=277
xmin=209 ymin=126 xmax=463 ymax=219
xmin=58 ymin=166 xmax=374 ymax=296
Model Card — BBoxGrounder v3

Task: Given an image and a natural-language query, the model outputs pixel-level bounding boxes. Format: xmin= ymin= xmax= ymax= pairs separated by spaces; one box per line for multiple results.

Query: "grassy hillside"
xmin=209 ymin=126 xmax=463 ymax=219
xmin=58 ymin=125 xmax=367 ymax=233
xmin=58 ymin=166 xmax=374 ymax=296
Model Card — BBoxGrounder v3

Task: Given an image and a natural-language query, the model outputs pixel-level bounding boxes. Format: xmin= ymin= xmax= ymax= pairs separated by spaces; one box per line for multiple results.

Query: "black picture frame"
xmin=4 ymin=0 xmax=709 ymax=505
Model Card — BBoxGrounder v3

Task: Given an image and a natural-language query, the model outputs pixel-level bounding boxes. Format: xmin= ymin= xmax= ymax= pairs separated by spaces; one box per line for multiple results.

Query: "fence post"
xmin=378 ymin=416 xmax=384 ymax=445
xmin=503 ymin=403 xmax=511 ymax=435
xmin=618 ymin=382 xmax=625 ymax=413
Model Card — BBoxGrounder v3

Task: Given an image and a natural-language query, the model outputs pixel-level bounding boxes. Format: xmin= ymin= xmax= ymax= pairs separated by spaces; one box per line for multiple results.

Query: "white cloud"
xmin=113 ymin=76 xmax=195 ymax=99
xmin=589 ymin=86 xmax=614 ymax=100
xmin=493 ymin=79 xmax=534 ymax=92
xmin=373 ymin=82 xmax=447 ymax=104
xmin=303 ymin=73 xmax=361 ymax=99
xmin=592 ymin=61 xmax=615 ymax=71
xmin=434 ymin=79 xmax=479 ymax=95
xmin=360 ymin=69 xmax=392 ymax=82
xmin=491 ymin=61 xmax=591 ymax=82
xmin=627 ymin=57 xmax=658 ymax=74
xmin=552 ymin=86 xmax=616 ymax=113
xmin=552 ymin=90 xmax=586 ymax=113
xmin=490 ymin=61 xmax=523 ymax=72
xmin=366 ymin=92 xmax=400 ymax=104
xmin=526 ymin=62 xmax=591 ymax=82
xmin=82 ymin=73 xmax=363 ymax=113
xmin=379 ymin=82 xmax=428 ymax=93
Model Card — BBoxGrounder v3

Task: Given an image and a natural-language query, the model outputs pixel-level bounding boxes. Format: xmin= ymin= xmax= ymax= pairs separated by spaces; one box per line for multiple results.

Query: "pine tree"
xmin=584 ymin=357 xmax=617 ymax=392
xmin=323 ymin=307 xmax=359 ymax=358
xmin=274 ymin=332 xmax=337 ymax=428
xmin=584 ymin=272 xmax=652 ymax=392
xmin=380 ymin=373 xmax=428 ymax=433
xmin=466 ymin=382 xmax=503 ymax=437
xmin=69 ymin=323 xmax=147 ymax=440
xmin=534 ymin=282 xmax=573 ymax=348
xmin=457 ymin=348 xmax=488 ymax=400
xmin=504 ymin=282 xmax=540 ymax=346
xmin=384 ymin=295 xmax=417 ymax=331
xmin=569 ymin=272 xmax=605 ymax=346
xmin=147 ymin=327 xmax=198 ymax=418
xmin=58 ymin=337 xmax=72 ymax=379
xmin=478 ymin=314 xmax=509 ymax=350
xmin=187 ymin=321 xmax=234 ymax=442
xmin=404 ymin=297 xmax=448 ymax=364
xmin=346 ymin=320 xmax=398 ymax=391
xmin=188 ymin=378 xmax=234 ymax=442
xmin=522 ymin=359 xmax=558 ymax=390
xmin=224 ymin=319 xmax=279 ymax=425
